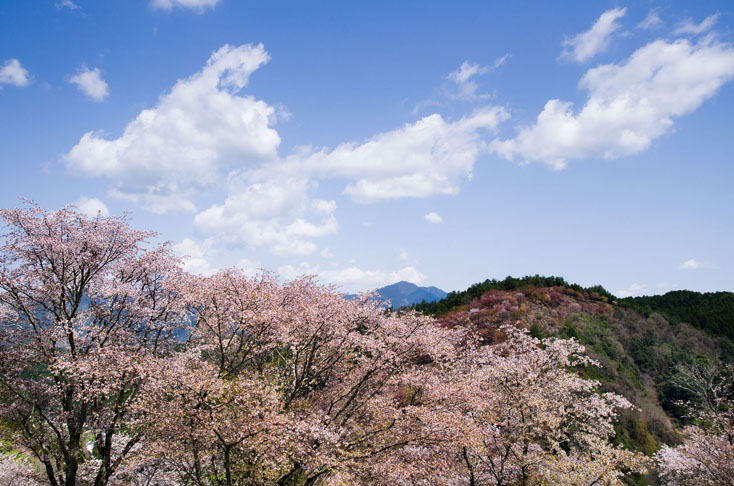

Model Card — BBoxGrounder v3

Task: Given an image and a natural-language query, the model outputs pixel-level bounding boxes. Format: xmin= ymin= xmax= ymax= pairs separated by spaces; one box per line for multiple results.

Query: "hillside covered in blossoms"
xmin=0 ymin=205 xmax=731 ymax=486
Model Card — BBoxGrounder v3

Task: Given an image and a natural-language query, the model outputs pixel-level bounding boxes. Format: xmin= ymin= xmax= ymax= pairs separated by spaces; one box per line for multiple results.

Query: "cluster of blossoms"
xmin=655 ymin=364 xmax=734 ymax=485
xmin=0 ymin=204 xmax=653 ymax=485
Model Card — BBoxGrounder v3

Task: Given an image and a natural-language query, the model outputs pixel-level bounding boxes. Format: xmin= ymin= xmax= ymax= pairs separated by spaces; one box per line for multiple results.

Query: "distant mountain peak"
xmin=374 ymin=281 xmax=447 ymax=308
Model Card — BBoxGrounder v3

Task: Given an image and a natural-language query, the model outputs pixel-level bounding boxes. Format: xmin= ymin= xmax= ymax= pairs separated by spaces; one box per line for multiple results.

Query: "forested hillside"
xmin=410 ymin=276 xmax=734 ymax=484
xmin=621 ymin=290 xmax=734 ymax=340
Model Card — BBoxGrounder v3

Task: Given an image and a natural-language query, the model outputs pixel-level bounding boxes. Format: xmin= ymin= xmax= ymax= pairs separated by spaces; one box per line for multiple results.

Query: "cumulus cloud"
xmin=150 ymin=0 xmax=220 ymax=12
xmin=297 ymin=106 xmax=508 ymax=202
xmin=64 ymin=42 xmax=508 ymax=257
xmin=277 ymin=262 xmax=426 ymax=293
xmin=424 ymin=212 xmax=443 ymax=224
xmin=674 ymin=14 xmax=719 ymax=36
xmin=188 ymin=106 xmax=506 ymax=255
xmin=492 ymin=36 xmax=734 ymax=168
xmin=73 ymin=197 xmax=109 ymax=218
xmin=0 ymin=59 xmax=30 ymax=87
xmin=616 ymin=283 xmax=649 ymax=298
xmin=638 ymin=10 xmax=662 ymax=30
xmin=64 ymin=43 xmax=279 ymax=213
xmin=561 ymin=7 xmax=627 ymax=63
xmin=68 ymin=66 xmax=109 ymax=101
xmin=173 ymin=238 xmax=216 ymax=276
xmin=194 ymin=172 xmax=337 ymax=257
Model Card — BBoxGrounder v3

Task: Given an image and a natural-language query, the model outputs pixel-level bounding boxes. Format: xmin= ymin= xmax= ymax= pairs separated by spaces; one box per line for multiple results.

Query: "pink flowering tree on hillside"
xmin=656 ymin=363 xmax=734 ymax=485
xmin=420 ymin=326 xmax=650 ymax=486
xmin=0 ymin=204 xmax=188 ymax=486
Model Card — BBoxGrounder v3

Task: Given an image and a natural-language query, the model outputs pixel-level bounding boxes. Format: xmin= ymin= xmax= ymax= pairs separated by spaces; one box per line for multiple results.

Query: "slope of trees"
xmin=412 ymin=275 xmax=615 ymax=317
xmin=0 ymin=205 xmax=652 ymax=485
xmin=620 ymin=291 xmax=734 ymax=341
xmin=406 ymin=277 xmax=734 ymax=485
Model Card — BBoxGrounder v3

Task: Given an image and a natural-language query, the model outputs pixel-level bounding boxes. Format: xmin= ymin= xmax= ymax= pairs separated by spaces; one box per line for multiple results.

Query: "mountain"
xmin=375 ymin=281 xmax=447 ymax=308
xmin=346 ymin=281 xmax=447 ymax=308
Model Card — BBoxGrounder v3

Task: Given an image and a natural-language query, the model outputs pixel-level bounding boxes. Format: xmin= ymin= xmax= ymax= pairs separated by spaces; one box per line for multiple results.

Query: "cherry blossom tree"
xmin=0 ymin=204 xmax=188 ymax=486
xmin=423 ymin=325 xmax=650 ymax=486
xmin=0 ymin=452 xmax=44 ymax=486
xmin=140 ymin=270 xmax=460 ymax=485
xmin=656 ymin=364 xmax=734 ymax=485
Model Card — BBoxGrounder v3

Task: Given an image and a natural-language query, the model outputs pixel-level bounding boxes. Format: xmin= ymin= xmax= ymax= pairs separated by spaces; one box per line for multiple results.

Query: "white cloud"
xmin=64 ymin=44 xmax=509 ymax=258
xmin=616 ymin=283 xmax=649 ymax=298
xmin=638 ymin=10 xmax=662 ymax=30
xmin=561 ymin=7 xmax=627 ymax=63
xmin=236 ymin=258 xmax=262 ymax=278
xmin=277 ymin=262 xmax=426 ymax=293
xmin=298 ymin=106 xmax=508 ymax=202
xmin=678 ymin=258 xmax=715 ymax=270
xmin=448 ymin=61 xmax=489 ymax=84
xmin=150 ymin=0 xmax=220 ymax=12
xmin=320 ymin=247 xmax=334 ymax=259
xmin=674 ymin=14 xmax=719 ymax=36
xmin=492 ymin=54 xmax=511 ymax=69
xmin=679 ymin=258 xmax=701 ymax=270
xmin=55 ymin=0 xmax=79 ymax=11
xmin=0 ymin=59 xmax=30 ymax=87
xmin=192 ymin=102 xmax=505 ymax=256
xmin=194 ymin=173 xmax=337 ymax=257
xmin=492 ymin=37 xmax=734 ymax=169
xmin=74 ymin=197 xmax=109 ymax=218
xmin=173 ymin=238 xmax=216 ymax=276
xmin=64 ymin=43 xmax=279 ymax=213
xmin=445 ymin=55 xmax=509 ymax=101
xmin=68 ymin=66 xmax=109 ymax=101
xmin=424 ymin=212 xmax=442 ymax=224
xmin=399 ymin=249 xmax=409 ymax=262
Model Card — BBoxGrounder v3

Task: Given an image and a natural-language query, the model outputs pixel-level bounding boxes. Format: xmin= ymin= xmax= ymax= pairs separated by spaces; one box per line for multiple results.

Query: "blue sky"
xmin=1 ymin=0 xmax=733 ymax=296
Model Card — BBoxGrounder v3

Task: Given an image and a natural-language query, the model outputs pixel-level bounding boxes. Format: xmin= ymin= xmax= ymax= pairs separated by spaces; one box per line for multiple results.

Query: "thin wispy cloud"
xmin=638 ymin=10 xmax=662 ymax=30
xmin=445 ymin=54 xmax=510 ymax=101
xmin=150 ymin=0 xmax=220 ymax=13
xmin=616 ymin=283 xmax=648 ymax=298
xmin=55 ymin=0 xmax=80 ymax=11
xmin=561 ymin=7 xmax=627 ymax=63
xmin=674 ymin=13 xmax=719 ymax=35
xmin=278 ymin=261 xmax=426 ymax=293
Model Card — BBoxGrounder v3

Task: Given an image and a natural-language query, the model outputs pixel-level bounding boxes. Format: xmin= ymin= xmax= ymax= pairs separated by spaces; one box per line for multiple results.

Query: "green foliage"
xmin=620 ymin=290 xmax=734 ymax=343
xmin=528 ymin=323 xmax=546 ymax=340
xmin=613 ymin=415 xmax=659 ymax=456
